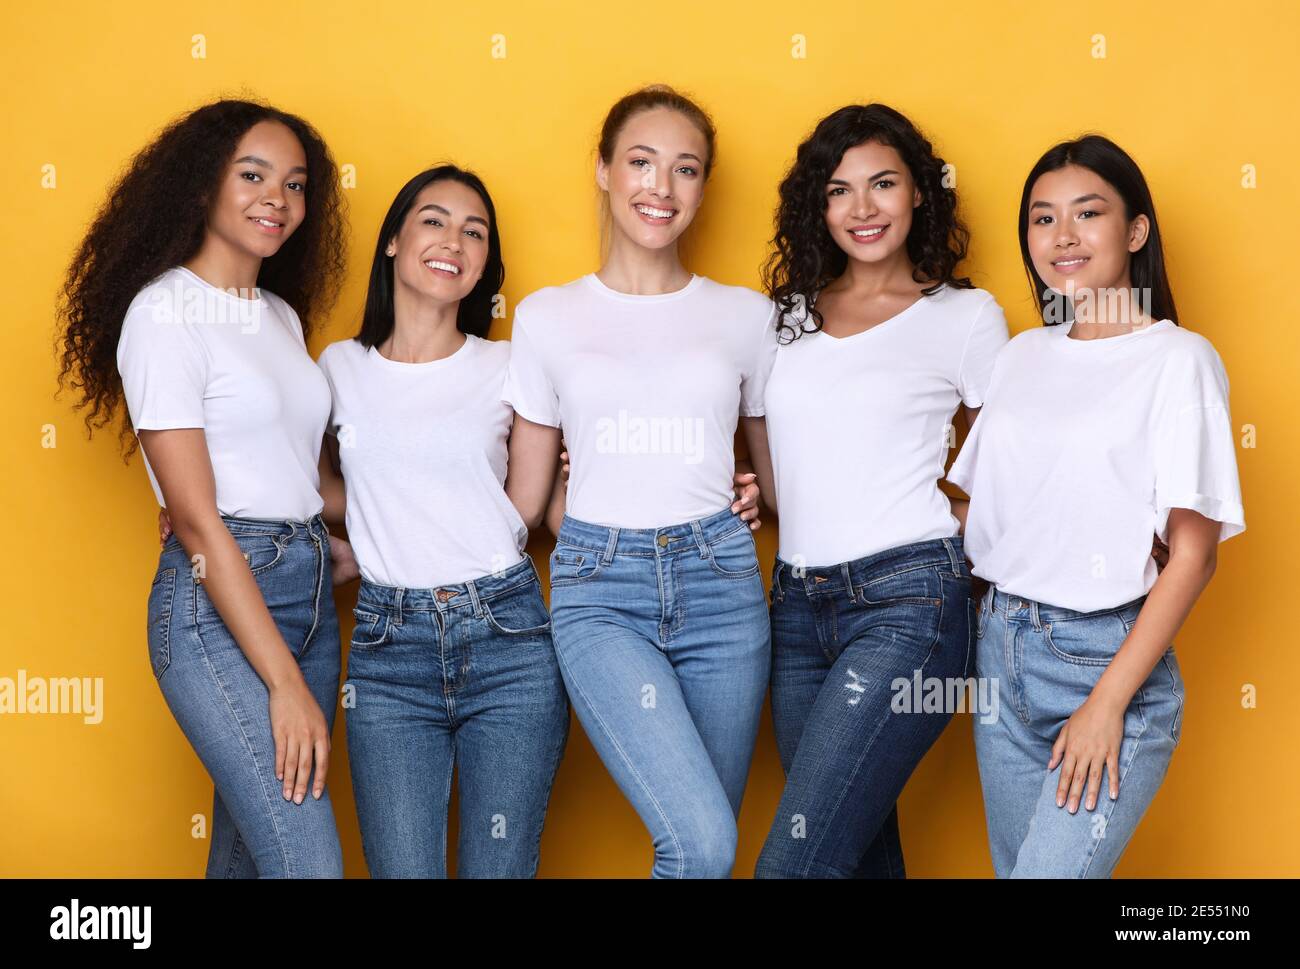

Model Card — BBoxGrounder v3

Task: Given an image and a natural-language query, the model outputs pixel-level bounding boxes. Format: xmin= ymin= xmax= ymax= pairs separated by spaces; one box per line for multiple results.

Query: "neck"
xmin=1068 ymin=280 xmax=1153 ymax=337
xmin=183 ymin=234 xmax=262 ymax=294
xmin=831 ymin=247 xmax=918 ymax=297
xmin=382 ymin=285 xmax=465 ymax=362
xmin=599 ymin=233 xmax=691 ymax=295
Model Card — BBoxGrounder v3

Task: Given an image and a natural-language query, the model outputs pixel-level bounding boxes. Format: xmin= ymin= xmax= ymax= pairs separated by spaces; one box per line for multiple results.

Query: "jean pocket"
xmin=1044 ymin=612 xmax=1127 ymax=666
xmin=147 ymin=567 xmax=177 ymax=679
xmin=856 ymin=565 xmax=943 ymax=608
xmin=706 ymin=527 xmax=760 ymax=579
xmin=350 ymin=607 xmax=391 ymax=649
xmin=237 ymin=531 xmax=290 ymax=576
xmin=548 ymin=544 xmax=604 ymax=587
xmin=482 ymin=588 xmax=553 ymax=637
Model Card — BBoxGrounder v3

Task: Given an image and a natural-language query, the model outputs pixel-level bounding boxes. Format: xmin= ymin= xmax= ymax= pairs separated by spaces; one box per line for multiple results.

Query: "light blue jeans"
xmin=548 ymin=506 xmax=771 ymax=878
xmin=973 ymin=583 xmax=1184 ymax=878
xmin=149 ymin=514 xmax=343 ymax=878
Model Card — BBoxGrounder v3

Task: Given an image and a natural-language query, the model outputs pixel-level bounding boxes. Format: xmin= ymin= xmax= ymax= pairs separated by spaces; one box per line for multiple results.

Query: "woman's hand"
xmin=268 ymin=677 xmax=332 ymax=803
xmin=1049 ymin=693 xmax=1125 ymax=813
xmin=328 ymin=534 xmax=360 ymax=587
xmin=732 ymin=472 xmax=761 ymax=530
xmin=1151 ymin=534 xmax=1170 ymax=572
xmin=158 ymin=507 xmax=173 ymax=546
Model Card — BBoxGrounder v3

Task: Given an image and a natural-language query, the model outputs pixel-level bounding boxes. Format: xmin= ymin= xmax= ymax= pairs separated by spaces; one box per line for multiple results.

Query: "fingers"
xmin=313 ymin=737 xmax=330 ymax=800
xmin=1048 ymin=729 xmax=1066 ymax=771
xmin=1055 ymin=750 xmax=1075 ymax=808
xmin=1106 ymin=749 xmax=1121 ymax=801
xmin=293 ymin=740 xmax=312 ymax=805
xmin=1084 ymin=759 xmax=1103 ymax=811
xmin=277 ymin=732 xmax=291 ymax=797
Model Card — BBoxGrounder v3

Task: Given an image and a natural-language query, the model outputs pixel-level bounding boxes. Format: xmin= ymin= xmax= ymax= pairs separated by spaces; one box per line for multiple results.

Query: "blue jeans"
xmin=344 ymin=556 xmax=569 ymax=878
xmin=973 ymin=584 xmax=1184 ymax=877
xmin=549 ymin=506 xmax=770 ymax=878
xmin=149 ymin=514 xmax=343 ymax=878
xmin=754 ymin=536 xmax=974 ymax=878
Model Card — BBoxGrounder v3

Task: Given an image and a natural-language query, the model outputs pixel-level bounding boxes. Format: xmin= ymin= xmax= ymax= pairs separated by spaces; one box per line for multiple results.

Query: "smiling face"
xmin=1026 ymin=164 xmax=1149 ymax=299
xmin=596 ymin=107 xmax=709 ymax=251
xmin=824 ymin=140 xmax=922 ymax=265
xmin=206 ymin=120 xmax=308 ymax=259
xmin=386 ymin=178 xmax=489 ymax=303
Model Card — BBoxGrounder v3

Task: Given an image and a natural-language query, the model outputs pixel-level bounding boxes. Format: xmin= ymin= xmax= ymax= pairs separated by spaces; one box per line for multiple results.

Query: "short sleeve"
xmin=116 ymin=296 xmax=209 ymax=432
xmin=1153 ymin=349 xmax=1246 ymax=544
xmin=315 ymin=345 xmax=340 ymax=437
xmin=956 ymin=295 xmax=1011 ymax=407
xmin=501 ymin=305 xmax=560 ymax=427
xmin=740 ymin=302 xmax=780 ymax=417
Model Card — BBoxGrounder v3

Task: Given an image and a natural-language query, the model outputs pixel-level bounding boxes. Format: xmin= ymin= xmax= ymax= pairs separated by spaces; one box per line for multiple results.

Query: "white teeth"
xmin=635 ymin=204 xmax=675 ymax=219
xmin=851 ymin=227 xmax=884 ymax=237
xmin=252 ymin=218 xmax=282 ymax=227
xmin=425 ymin=260 xmax=460 ymax=274
xmin=1055 ymin=258 xmax=1087 ymax=266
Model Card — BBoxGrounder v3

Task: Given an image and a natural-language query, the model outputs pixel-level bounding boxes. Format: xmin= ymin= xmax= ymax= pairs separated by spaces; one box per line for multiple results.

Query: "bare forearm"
xmin=544 ymin=472 xmax=566 ymax=538
xmin=171 ymin=516 xmax=305 ymax=691
xmin=1089 ymin=552 xmax=1216 ymax=713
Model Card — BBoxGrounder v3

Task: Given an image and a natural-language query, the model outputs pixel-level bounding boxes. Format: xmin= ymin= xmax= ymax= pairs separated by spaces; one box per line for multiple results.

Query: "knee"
xmin=659 ymin=815 xmax=738 ymax=879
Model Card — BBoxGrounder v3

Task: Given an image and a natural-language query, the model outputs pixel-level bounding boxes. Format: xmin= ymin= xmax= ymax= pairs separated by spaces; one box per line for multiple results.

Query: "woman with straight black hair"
xmin=313 ymin=165 xmax=570 ymax=878
xmin=58 ymin=97 xmax=350 ymax=877
xmin=948 ymin=134 xmax=1245 ymax=877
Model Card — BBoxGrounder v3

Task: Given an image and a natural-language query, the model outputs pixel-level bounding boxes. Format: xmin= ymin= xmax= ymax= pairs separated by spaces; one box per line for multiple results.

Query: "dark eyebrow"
xmin=416 ymin=203 xmax=489 ymax=227
xmin=625 ymin=144 xmax=703 ymax=164
xmin=828 ymin=169 xmax=902 ymax=186
xmin=1030 ymin=193 xmax=1109 ymax=210
xmin=233 ymin=155 xmax=309 ymax=176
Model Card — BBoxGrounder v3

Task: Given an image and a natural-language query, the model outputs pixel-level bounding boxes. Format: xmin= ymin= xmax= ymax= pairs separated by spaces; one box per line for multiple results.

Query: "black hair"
xmin=1018 ymin=134 xmax=1178 ymax=326
xmin=356 ymin=165 xmax=504 ymax=346
xmin=763 ymin=103 xmax=972 ymax=342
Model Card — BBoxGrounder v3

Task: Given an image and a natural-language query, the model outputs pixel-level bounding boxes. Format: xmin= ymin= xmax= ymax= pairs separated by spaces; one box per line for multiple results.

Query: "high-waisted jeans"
xmin=548 ymin=506 xmax=771 ymax=878
xmin=344 ymin=555 xmax=569 ymax=878
xmin=973 ymin=584 xmax=1184 ymax=877
xmin=148 ymin=514 xmax=343 ymax=878
xmin=755 ymin=536 xmax=974 ymax=878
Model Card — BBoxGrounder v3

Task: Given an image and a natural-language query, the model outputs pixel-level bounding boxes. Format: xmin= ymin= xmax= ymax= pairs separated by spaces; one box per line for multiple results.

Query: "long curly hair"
xmin=55 ymin=98 xmax=348 ymax=456
xmin=763 ymin=103 xmax=972 ymax=342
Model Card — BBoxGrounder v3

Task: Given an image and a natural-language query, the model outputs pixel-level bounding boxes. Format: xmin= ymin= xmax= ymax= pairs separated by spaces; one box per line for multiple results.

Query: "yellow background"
xmin=2 ymin=0 xmax=1295 ymax=876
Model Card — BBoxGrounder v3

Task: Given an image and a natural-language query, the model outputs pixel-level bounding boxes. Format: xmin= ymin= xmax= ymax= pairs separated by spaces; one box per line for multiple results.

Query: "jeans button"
xmin=657 ymin=535 xmax=669 ymax=548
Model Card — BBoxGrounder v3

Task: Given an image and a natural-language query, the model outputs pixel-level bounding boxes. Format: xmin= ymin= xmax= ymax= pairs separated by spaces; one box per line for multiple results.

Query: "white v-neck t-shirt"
xmin=947 ymin=319 xmax=1245 ymax=612
xmin=764 ymin=284 xmax=1010 ymax=566
xmin=116 ymin=265 xmax=331 ymax=520
xmin=316 ymin=335 xmax=527 ymax=589
xmin=502 ymin=272 xmax=779 ymax=529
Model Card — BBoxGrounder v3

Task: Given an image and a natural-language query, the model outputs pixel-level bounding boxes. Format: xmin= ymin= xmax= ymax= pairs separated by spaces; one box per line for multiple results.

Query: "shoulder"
xmin=924 ymin=283 xmax=1003 ymax=325
xmin=513 ymin=277 xmax=589 ymax=326
xmin=1151 ymin=323 xmax=1229 ymax=386
xmin=471 ymin=334 xmax=512 ymax=369
xmin=696 ymin=278 xmax=777 ymax=321
xmin=122 ymin=267 xmax=189 ymax=326
xmin=317 ymin=337 xmax=363 ymax=369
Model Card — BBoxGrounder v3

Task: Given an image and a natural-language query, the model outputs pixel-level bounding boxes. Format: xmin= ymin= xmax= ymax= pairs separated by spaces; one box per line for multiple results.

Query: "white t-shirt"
xmin=116 ymin=266 xmax=330 ymax=520
xmin=317 ymin=334 xmax=527 ymax=588
xmin=765 ymin=284 xmax=1009 ymax=567
xmin=502 ymin=273 xmax=779 ymax=528
xmin=947 ymin=319 xmax=1246 ymax=612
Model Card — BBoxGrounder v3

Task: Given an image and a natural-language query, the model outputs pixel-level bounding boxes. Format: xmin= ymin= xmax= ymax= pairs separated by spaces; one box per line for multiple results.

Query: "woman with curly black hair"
xmin=751 ymin=103 xmax=1010 ymax=878
xmin=56 ymin=98 xmax=349 ymax=877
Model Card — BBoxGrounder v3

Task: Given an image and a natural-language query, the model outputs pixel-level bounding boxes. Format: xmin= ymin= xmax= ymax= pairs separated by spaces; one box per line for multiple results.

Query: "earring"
xmin=386 ymin=248 xmax=395 ymax=257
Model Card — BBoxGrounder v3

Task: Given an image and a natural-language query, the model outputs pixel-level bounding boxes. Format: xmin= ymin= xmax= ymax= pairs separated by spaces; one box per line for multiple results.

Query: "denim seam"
xmin=1162 ymin=652 xmax=1184 ymax=745
xmin=551 ymin=643 xmax=684 ymax=878
xmin=188 ymin=581 xmax=292 ymax=876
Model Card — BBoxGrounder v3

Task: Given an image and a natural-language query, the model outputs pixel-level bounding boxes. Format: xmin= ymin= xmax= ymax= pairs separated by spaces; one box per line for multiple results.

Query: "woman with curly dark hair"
xmin=751 ymin=104 xmax=1010 ymax=878
xmin=56 ymin=98 xmax=349 ymax=877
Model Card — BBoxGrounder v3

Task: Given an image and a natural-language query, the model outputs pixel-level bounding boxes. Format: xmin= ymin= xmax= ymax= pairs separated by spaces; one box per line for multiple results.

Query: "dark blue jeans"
xmin=344 ymin=555 xmax=569 ymax=878
xmin=754 ymin=536 xmax=974 ymax=878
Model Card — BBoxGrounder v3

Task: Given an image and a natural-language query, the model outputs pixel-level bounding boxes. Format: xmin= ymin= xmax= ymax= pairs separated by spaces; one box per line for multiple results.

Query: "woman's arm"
xmin=317 ymin=434 xmax=346 ymax=529
xmin=1051 ymin=507 xmax=1221 ymax=814
xmin=505 ymin=414 xmax=562 ymax=530
xmin=739 ymin=416 xmax=777 ymax=517
xmin=140 ymin=427 xmax=333 ymax=805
